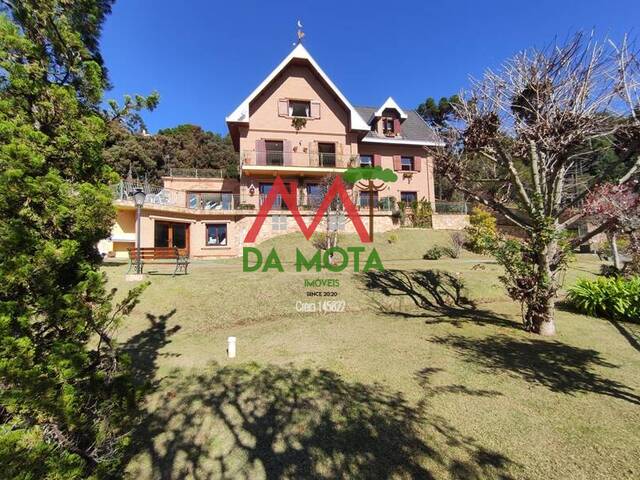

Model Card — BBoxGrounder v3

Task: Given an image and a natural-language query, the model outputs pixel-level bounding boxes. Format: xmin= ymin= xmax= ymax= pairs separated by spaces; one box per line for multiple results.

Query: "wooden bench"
xmin=127 ymin=247 xmax=189 ymax=276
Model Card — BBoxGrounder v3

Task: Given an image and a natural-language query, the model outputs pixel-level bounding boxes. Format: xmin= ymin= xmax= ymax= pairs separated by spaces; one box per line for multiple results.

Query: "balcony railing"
xmin=113 ymin=181 xmax=399 ymax=213
xmin=112 ymin=181 xmax=181 ymax=205
xmin=241 ymin=150 xmax=360 ymax=169
xmin=167 ymin=167 xmax=238 ymax=178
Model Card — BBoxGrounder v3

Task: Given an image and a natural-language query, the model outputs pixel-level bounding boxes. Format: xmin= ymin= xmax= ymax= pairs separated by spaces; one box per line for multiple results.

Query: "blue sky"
xmin=101 ymin=0 xmax=639 ymax=134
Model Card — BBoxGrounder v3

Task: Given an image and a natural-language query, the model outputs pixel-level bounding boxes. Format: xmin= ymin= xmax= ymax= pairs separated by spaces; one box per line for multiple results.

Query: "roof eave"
xmin=226 ymin=43 xmax=369 ymax=131
xmin=361 ymin=137 xmax=445 ymax=147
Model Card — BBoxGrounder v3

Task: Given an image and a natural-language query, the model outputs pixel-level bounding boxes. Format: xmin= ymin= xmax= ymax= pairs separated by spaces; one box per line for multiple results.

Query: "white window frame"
xmin=288 ymin=100 xmax=311 ymax=118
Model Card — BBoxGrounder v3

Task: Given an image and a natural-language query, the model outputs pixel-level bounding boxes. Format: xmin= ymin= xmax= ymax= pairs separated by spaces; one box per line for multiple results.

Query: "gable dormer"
xmin=370 ymin=97 xmax=408 ymax=137
xmin=226 ymin=43 xmax=370 ymax=150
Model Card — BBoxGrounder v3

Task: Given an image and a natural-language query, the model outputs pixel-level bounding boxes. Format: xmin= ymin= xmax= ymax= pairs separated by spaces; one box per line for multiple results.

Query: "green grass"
xmin=107 ymin=229 xmax=640 ymax=479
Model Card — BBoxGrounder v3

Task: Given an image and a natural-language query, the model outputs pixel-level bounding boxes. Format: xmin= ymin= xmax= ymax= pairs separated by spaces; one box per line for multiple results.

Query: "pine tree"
xmin=0 ymin=2 xmax=152 ymax=476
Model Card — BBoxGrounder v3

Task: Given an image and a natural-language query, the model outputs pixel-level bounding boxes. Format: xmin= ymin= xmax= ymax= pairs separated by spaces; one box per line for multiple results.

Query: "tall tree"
xmin=0 ymin=1 xmax=152 ymax=476
xmin=417 ymin=95 xmax=460 ymax=129
xmin=103 ymin=124 xmax=238 ymax=182
xmin=431 ymin=34 xmax=640 ymax=335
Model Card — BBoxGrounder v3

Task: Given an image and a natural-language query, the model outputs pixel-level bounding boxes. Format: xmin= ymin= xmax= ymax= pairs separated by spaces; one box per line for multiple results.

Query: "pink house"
xmin=103 ymin=44 xmax=451 ymax=259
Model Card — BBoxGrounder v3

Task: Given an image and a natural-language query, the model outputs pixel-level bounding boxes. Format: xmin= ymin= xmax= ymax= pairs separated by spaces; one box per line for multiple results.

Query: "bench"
xmin=127 ymin=247 xmax=189 ymax=276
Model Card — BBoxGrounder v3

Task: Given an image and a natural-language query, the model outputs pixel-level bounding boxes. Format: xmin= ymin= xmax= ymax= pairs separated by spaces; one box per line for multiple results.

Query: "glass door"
xmin=154 ymin=221 xmax=190 ymax=255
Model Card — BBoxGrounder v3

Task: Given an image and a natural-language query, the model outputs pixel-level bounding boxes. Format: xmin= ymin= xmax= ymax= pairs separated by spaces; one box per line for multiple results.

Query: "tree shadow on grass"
xmin=430 ymin=334 xmax=640 ymax=405
xmin=126 ymin=363 xmax=520 ymax=480
xmin=557 ymin=300 xmax=640 ymax=354
xmin=361 ymin=269 xmax=520 ymax=330
xmin=120 ymin=309 xmax=181 ymax=389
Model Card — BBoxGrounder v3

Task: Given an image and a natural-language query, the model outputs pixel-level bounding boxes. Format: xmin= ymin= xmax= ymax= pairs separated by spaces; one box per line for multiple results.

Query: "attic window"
xmin=289 ymin=100 xmax=311 ymax=117
xmin=383 ymin=117 xmax=395 ymax=134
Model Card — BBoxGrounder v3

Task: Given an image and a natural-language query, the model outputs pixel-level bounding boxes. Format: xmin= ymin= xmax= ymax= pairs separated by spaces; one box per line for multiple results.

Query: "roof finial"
xmin=294 ymin=20 xmax=305 ymax=45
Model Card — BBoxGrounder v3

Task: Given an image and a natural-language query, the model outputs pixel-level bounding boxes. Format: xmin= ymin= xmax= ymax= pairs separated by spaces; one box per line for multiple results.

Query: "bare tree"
xmin=431 ymin=34 xmax=640 ymax=335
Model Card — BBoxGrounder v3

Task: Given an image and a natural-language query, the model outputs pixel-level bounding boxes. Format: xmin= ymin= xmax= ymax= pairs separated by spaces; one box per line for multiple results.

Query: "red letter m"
xmin=244 ymin=176 xmax=371 ymax=243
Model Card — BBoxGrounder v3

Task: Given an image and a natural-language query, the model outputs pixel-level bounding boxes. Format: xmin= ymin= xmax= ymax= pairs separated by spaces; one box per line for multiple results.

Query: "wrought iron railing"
xmin=111 ymin=181 xmax=180 ymax=205
xmin=241 ymin=150 xmax=360 ymax=169
xmin=167 ymin=167 xmax=238 ymax=178
xmin=113 ymin=181 xmax=399 ymax=212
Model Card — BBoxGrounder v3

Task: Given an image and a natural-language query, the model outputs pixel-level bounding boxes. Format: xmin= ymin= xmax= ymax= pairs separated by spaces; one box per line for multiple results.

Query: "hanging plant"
xmin=291 ymin=117 xmax=307 ymax=131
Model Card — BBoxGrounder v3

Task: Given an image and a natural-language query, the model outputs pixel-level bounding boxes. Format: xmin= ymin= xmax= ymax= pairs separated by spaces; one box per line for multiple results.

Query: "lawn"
xmin=106 ymin=229 xmax=640 ymax=480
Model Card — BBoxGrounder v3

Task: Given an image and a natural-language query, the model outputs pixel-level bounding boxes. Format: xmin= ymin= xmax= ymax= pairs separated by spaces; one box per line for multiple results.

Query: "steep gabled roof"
xmin=226 ymin=43 xmax=370 ymax=131
xmin=373 ymin=97 xmax=407 ymax=119
xmin=355 ymin=106 xmax=443 ymax=146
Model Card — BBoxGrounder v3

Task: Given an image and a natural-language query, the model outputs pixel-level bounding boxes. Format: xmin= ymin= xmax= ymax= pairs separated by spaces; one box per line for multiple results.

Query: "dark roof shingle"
xmin=354 ymin=106 xmax=442 ymax=145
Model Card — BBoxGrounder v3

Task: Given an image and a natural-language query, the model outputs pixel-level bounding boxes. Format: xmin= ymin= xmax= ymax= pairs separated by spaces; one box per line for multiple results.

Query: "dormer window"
xmin=289 ymin=100 xmax=311 ymax=117
xmin=383 ymin=117 xmax=395 ymax=134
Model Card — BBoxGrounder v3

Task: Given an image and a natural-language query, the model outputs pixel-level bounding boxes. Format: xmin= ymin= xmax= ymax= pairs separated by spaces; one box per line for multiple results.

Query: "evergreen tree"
xmin=103 ymin=124 xmax=238 ymax=182
xmin=416 ymin=95 xmax=460 ymax=128
xmin=0 ymin=1 xmax=151 ymax=476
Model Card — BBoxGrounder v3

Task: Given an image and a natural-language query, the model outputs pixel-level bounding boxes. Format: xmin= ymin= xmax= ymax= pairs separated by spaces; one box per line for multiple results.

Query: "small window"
xmin=206 ymin=224 xmax=227 ymax=246
xmin=401 ymin=156 xmax=414 ymax=171
xmin=359 ymin=191 xmax=379 ymax=208
xmin=384 ymin=118 xmax=394 ymax=133
xmin=272 ymin=215 xmax=288 ymax=232
xmin=401 ymin=192 xmax=417 ymax=203
xmin=289 ymin=100 xmax=310 ymax=117
xmin=360 ymin=155 xmax=373 ymax=168
xmin=306 ymin=184 xmax=322 ymax=208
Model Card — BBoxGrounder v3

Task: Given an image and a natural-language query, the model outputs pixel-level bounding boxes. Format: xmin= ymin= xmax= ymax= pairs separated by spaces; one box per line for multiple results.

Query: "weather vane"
xmin=294 ymin=20 xmax=305 ymax=45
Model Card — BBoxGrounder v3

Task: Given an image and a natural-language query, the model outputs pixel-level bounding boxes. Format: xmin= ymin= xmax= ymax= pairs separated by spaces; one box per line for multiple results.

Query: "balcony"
xmin=241 ymin=150 xmax=360 ymax=171
xmin=112 ymin=181 xmax=398 ymax=213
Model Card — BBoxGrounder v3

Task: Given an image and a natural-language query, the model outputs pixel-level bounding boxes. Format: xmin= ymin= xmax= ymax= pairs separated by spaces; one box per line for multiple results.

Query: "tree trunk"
xmin=524 ymin=294 xmax=556 ymax=335
xmin=523 ymin=240 xmax=558 ymax=336
xmin=608 ymin=231 xmax=622 ymax=271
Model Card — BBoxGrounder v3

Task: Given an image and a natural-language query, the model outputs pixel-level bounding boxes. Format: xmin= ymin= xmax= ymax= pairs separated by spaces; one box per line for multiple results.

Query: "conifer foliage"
xmin=0 ymin=1 xmax=152 ymax=477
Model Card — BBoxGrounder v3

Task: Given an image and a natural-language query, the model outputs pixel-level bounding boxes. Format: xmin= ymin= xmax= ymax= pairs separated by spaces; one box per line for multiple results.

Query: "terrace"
xmin=112 ymin=180 xmax=402 ymax=213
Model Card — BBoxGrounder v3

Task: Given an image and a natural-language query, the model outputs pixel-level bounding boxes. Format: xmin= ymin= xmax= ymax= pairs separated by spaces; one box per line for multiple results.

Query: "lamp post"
xmin=132 ymin=188 xmax=146 ymax=274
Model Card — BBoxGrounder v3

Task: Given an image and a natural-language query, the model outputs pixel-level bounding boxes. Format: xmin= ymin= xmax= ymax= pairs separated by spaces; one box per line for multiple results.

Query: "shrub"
xmin=409 ymin=198 xmax=433 ymax=228
xmin=237 ymin=203 xmax=256 ymax=210
xmin=312 ymin=231 xmax=341 ymax=250
xmin=423 ymin=245 xmax=456 ymax=260
xmin=423 ymin=246 xmax=445 ymax=260
xmin=388 ymin=233 xmax=399 ymax=244
xmin=449 ymin=232 xmax=465 ymax=258
xmin=567 ymin=276 xmax=640 ymax=322
xmin=464 ymin=206 xmax=498 ymax=253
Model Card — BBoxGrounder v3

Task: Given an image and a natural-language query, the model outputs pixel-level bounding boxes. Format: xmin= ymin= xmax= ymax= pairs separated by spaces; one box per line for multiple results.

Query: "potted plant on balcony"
xmin=291 ymin=117 xmax=307 ymax=131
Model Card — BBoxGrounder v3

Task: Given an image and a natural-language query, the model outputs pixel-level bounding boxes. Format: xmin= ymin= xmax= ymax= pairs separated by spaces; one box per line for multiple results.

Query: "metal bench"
xmin=127 ymin=247 xmax=189 ymax=276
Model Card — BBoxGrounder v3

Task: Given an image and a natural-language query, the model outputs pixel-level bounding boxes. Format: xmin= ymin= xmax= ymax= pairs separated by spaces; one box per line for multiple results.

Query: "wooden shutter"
xmin=278 ymin=99 xmax=288 ymax=117
xmin=336 ymin=142 xmax=343 ymax=167
xmin=414 ymin=156 xmax=422 ymax=172
xmin=373 ymin=154 xmax=382 ymax=167
xmin=393 ymin=119 xmax=401 ymax=135
xmin=310 ymin=101 xmax=321 ymax=119
xmin=309 ymin=141 xmax=318 ymax=166
xmin=283 ymin=140 xmax=292 ymax=166
xmin=255 ymin=139 xmax=266 ymax=165
xmin=393 ymin=155 xmax=401 ymax=171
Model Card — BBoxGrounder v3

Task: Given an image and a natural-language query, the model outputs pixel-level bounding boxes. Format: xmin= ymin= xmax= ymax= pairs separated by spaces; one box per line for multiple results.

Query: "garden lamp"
xmin=132 ymin=188 xmax=145 ymax=274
